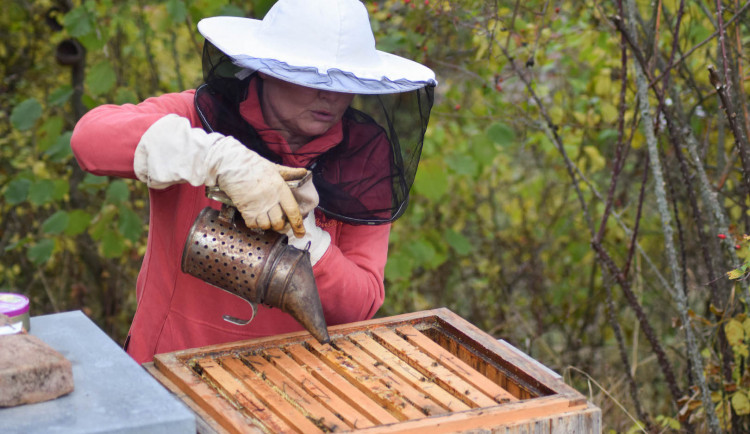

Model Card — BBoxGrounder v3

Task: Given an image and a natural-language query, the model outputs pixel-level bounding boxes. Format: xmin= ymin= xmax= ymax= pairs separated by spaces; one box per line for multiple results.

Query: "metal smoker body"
xmin=181 ymin=192 xmax=330 ymax=344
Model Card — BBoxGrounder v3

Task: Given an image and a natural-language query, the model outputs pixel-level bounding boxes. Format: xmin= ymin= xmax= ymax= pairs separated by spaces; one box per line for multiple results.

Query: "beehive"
xmin=147 ymin=308 xmax=600 ymax=433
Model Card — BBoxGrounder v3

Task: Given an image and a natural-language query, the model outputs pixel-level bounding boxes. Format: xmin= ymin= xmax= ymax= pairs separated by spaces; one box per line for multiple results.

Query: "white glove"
xmin=287 ymin=212 xmax=331 ymax=266
xmin=134 ymin=114 xmax=318 ymax=236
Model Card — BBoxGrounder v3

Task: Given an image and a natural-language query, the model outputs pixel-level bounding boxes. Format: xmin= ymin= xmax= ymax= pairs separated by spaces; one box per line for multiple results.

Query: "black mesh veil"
xmin=196 ymin=42 xmax=434 ymax=225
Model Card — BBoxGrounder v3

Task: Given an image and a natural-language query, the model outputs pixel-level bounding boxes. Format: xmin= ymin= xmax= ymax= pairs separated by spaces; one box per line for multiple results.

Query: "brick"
xmin=0 ymin=333 xmax=74 ymax=407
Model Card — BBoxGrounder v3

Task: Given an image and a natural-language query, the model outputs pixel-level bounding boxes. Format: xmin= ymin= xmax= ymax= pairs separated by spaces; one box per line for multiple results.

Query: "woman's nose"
xmin=318 ymin=89 xmax=346 ymax=101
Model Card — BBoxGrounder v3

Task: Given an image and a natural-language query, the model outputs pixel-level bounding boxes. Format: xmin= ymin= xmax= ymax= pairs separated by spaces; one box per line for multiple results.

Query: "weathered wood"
xmin=349 ymin=333 xmax=471 ymax=413
xmin=431 ymin=309 xmax=582 ymax=401
xmin=371 ymin=327 xmax=498 ymax=408
xmin=472 ymin=403 xmax=601 ymax=434
xmin=395 ymin=325 xmax=517 ymax=404
xmin=154 ymin=353 xmax=258 ymax=434
xmin=353 ymin=396 xmax=587 ymax=433
xmin=421 ymin=327 xmax=523 ymax=398
xmin=264 ymin=347 xmax=375 ymax=429
xmin=333 ymin=337 xmax=449 ymax=416
xmin=197 ymin=357 xmax=294 ymax=433
xmin=217 ymin=356 xmax=324 ymax=434
xmin=149 ymin=308 xmax=600 ymax=433
xmin=239 ymin=354 xmax=347 ymax=431
xmin=143 ymin=362 xmax=226 ymax=434
xmin=307 ymin=339 xmax=426 ymax=420
xmin=285 ymin=343 xmax=400 ymax=425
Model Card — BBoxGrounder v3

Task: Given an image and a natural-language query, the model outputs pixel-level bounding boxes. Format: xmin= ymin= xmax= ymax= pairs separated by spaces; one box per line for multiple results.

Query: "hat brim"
xmin=198 ymin=16 xmax=437 ymax=94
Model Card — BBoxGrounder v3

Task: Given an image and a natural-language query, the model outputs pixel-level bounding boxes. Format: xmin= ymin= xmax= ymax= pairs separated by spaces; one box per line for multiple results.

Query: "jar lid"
xmin=0 ymin=293 xmax=30 ymax=317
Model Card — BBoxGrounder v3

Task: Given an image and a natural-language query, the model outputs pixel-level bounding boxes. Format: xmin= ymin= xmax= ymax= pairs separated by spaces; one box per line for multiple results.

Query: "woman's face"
xmin=259 ymin=73 xmax=355 ymax=149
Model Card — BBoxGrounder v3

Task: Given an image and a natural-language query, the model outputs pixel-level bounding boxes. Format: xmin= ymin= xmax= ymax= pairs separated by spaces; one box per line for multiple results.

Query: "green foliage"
xmin=10 ymin=99 xmax=43 ymax=131
xmin=3 ymin=0 xmax=750 ymax=431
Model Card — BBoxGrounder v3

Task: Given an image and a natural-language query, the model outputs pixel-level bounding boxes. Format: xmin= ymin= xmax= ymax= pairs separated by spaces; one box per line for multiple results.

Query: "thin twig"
xmin=619 ymin=1 xmax=722 ymax=430
xmin=709 ymin=65 xmax=750 ymax=199
xmin=649 ymin=0 xmax=750 ymax=87
xmin=565 ymin=366 xmax=648 ymax=433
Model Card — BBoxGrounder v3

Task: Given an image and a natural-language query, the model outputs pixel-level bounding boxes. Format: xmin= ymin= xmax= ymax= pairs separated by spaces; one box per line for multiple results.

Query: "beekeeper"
xmin=71 ymin=0 xmax=436 ymax=363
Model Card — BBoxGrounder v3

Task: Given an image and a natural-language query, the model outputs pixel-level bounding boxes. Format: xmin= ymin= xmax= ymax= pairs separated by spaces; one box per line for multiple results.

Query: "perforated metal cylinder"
xmin=181 ymin=204 xmax=330 ymax=343
xmin=181 ymin=206 xmax=285 ymax=304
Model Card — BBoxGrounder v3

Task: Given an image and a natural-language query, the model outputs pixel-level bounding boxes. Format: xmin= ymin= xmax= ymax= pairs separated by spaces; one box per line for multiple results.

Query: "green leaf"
xmin=4 ymin=178 xmax=32 ymax=205
xmin=45 ymin=131 xmax=74 ymax=162
xmin=10 ymin=98 xmax=43 ymax=131
xmin=42 ymin=211 xmax=70 ymax=235
xmin=5 ymin=236 xmax=31 ymax=252
xmin=487 ymin=122 xmax=515 ymax=145
xmin=86 ymin=61 xmax=117 ymax=96
xmin=64 ymin=6 xmax=94 ymax=38
xmin=52 ymin=179 xmax=70 ymax=201
xmin=79 ymin=174 xmax=109 ymax=192
xmin=448 ymin=154 xmax=479 ymax=177
xmin=445 ymin=229 xmax=473 ymax=255
xmin=118 ymin=205 xmax=143 ymax=242
xmin=48 ymin=86 xmax=74 ymax=107
xmin=101 ymin=231 xmax=127 ymax=258
xmin=28 ymin=179 xmax=56 ymax=206
xmin=732 ymin=391 xmax=750 ymax=416
xmin=728 ymin=268 xmax=746 ymax=280
xmin=39 ymin=116 xmax=64 ymax=151
xmin=218 ymin=5 xmax=246 ymax=16
xmin=27 ymin=239 xmax=55 ymax=265
xmin=249 ymin=0 xmax=275 ymax=17
xmin=725 ymin=319 xmax=745 ymax=347
xmin=597 ymin=128 xmax=619 ymax=143
xmin=114 ymin=88 xmax=138 ymax=105
xmin=405 ymin=239 xmax=436 ymax=268
xmin=167 ymin=0 xmax=188 ymax=23
xmin=106 ymin=180 xmax=130 ymax=203
xmin=79 ymin=32 xmax=107 ymax=51
xmin=65 ymin=210 xmax=92 ymax=236
xmin=414 ymin=160 xmax=448 ymax=201
xmin=90 ymin=205 xmax=116 ymax=241
xmin=385 ymin=251 xmax=415 ymax=281
xmin=582 ymin=146 xmax=606 ymax=172
xmin=82 ymin=93 xmax=97 ymax=110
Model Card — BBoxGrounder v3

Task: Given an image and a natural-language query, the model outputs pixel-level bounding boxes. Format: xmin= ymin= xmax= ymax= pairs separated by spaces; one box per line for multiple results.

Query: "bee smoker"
xmin=180 ymin=187 xmax=330 ymax=344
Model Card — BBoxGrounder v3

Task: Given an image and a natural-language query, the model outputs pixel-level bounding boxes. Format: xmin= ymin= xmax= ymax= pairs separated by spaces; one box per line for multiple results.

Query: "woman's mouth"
xmin=311 ymin=110 xmax=334 ymax=122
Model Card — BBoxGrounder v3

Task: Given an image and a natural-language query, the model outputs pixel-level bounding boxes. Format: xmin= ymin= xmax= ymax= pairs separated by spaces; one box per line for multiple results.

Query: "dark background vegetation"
xmin=3 ymin=0 xmax=750 ymax=431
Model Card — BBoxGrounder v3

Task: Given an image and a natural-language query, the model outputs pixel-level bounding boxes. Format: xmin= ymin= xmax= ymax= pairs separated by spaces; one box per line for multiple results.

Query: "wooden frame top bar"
xmin=148 ymin=308 xmax=597 ymax=433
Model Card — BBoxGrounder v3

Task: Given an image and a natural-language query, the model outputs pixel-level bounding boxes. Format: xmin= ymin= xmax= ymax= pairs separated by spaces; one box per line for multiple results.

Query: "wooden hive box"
xmin=146 ymin=308 xmax=601 ymax=433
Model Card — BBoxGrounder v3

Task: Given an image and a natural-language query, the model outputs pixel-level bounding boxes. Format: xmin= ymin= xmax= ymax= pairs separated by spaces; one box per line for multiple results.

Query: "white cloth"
xmin=287 ymin=212 xmax=331 ymax=266
xmin=134 ymin=114 xmax=316 ymax=235
xmin=197 ymin=0 xmax=437 ymax=94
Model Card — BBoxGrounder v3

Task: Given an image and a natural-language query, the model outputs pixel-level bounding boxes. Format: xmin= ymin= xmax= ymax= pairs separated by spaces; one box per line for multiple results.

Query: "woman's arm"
xmin=70 ymin=91 xmax=198 ymax=178
xmin=312 ymin=220 xmax=390 ymax=325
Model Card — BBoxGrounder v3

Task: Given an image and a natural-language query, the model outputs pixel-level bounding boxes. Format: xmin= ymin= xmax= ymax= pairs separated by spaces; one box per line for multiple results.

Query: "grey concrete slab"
xmin=1 ymin=310 xmax=196 ymax=433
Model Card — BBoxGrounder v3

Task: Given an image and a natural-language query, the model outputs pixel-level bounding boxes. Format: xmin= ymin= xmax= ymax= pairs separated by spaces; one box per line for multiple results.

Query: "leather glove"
xmin=134 ymin=114 xmax=318 ymax=236
xmin=287 ymin=212 xmax=331 ymax=266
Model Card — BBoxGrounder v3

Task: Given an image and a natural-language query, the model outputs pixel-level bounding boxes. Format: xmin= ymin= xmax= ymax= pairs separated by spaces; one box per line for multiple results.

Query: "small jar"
xmin=0 ymin=293 xmax=30 ymax=335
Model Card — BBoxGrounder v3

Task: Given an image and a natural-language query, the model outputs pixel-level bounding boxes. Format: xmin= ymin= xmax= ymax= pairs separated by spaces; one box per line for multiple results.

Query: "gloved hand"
xmin=134 ymin=114 xmax=318 ymax=236
xmin=286 ymin=212 xmax=331 ymax=266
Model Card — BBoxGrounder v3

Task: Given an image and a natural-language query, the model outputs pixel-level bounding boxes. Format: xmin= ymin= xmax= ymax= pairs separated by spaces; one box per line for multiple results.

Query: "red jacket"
xmin=71 ymin=89 xmax=389 ymax=363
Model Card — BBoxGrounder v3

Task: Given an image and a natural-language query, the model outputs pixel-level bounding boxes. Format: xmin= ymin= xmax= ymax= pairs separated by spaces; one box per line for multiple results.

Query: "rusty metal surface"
xmin=181 ymin=206 xmax=284 ymax=303
xmin=181 ymin=204 xmax=329 ymax=343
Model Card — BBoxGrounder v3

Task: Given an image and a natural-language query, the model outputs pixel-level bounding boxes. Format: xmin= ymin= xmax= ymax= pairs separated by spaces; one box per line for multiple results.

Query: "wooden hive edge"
xmin=148 ymin=308 xmax=594 ymax=432
xmin=144 ymin=361 xmax=233 ymax=434
xmin=426 ymin=308 xmax=586 ymax=403
xmin=349 ymin=394 xmax=591 ymax=433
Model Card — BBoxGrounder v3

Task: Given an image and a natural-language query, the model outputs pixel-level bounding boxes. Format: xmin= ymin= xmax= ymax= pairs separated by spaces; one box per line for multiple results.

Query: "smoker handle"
xmin=222 ymin=298 xmax=258 ymax=326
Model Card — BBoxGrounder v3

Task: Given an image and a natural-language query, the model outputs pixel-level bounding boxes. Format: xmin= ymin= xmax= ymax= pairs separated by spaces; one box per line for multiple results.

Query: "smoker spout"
xmin=264 ymin=245 xmax=331 ymax=344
